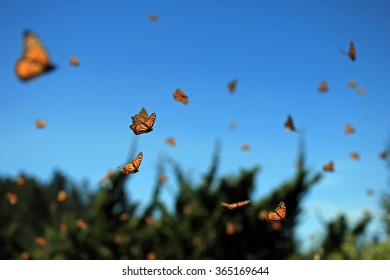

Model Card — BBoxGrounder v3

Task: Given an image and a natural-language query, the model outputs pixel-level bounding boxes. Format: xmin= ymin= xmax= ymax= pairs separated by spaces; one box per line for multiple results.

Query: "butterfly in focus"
xmin=69 ymin=56 xmax=79 ymax=66
xmin=221 ymin=200 xmax=250 ymax=210
xmin=284 ymin=115 xmax=297 ymax=132
xmin=35 ymin=119 xmax=46 ymax=128
xmin=266 ymin=201 xmax=287 ymax=223
xmin=227 ymin=79 xmax=237 ymax=94
xmin=318 ymin=81 xmax=328 ymax=93
xmin=118 ymin=152 xmax=143 ymax=174
xmin=340 ymin=41 xmax=356 ymax=61
xmin=130 ymin=112 xmax=156 ymax=135
xmin=173 ymin=89 xmax=188 ymax=105
xmin=323 ymin=161 xmax=334 ymax=172
xmin=350 ymin=152 xmax=360 ymax=160
xmin=166 ymin=137 xmax=176 ymax=146
xmin=15 ymin=30 xmax=55 ymax=81
xmin=345 ymin=123 xmax=355 ymax=135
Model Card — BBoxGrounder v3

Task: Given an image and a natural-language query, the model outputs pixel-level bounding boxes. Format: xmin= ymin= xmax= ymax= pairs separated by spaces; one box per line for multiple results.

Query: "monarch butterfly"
xmin=227 ymin=79 xmax=237 ymax=94
xmin=318 ymin=81 xmax=328 ymax=93
xmin=16 ymin=175 xmax=26 ymax=186
xmin=166 ymin=137 xmax=175 ymax=146
xmin=15 ymin=31 xmax=55 ymax=81
xmin=173 ymin=89 xmax=188 ymax=105
xmin=6 ymin=192 xmax=18 ymax=205
xmin=284 ymin=115 xmax=297 ymax=132
xmin=350 ymin=152 xmax=360 ymax=160
xmin=229 ymin=121 xmax=237 ymax=129
xmin=221 ymin=200 xmax=250 ymax=210
xmin=357 ymin=87 xmax=365 ymax=95
xmin=347 ymin=80 xmax=357 ymax=89
xmin=135 ymin=108 xmax=150 ymax=122
xmin=130 ymin=113 xmax=156 ymax=135
xmin=56 ymin=190 xmax=68 ymax=202
xmin=345 ymin=123 xmax=355 ymax=135
xmin=266 ymin=201 xmax=287 ymax=223
xmin=323 ymin=161 xmax=334 ymax=172
xmin=149 ymin=14 xmax=159 ymax=21
xmin=241 ymin=144 xmax=250 ymax=151
xmin=35 ymin=119 xmax=46 ymax=128
xmin=118 ymin=152 xmax=143 ymax=174
xmin=348 ymin=41 xmax=356 ymax=61
xmin=159 ymin=174 xmax=168 ymax=182
xmin=69 ymin=56 xmax=79 ymax=66
xmin=379 ymin=150 xmax=388 ymax=160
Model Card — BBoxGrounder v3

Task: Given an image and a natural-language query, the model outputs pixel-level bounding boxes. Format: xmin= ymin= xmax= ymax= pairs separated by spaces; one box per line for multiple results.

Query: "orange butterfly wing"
xmin=130 ymin=113 xmax=156 ymax=135
xmin=118 ymin=152 xmax=143 ymax=174
xmin=323 ymin=161 xmax=334 ymax=172
xmin=173 ymin=89 xmax=188 ymax=105
xmin=266 ymin=201 xmax=286 ymax=223
xmin=284 ymin=115 xmax=297 ymax=132
xmin=348 ymin=41 xmax=356 ymax=61
xmin=15 ymin=31 xmax=55 ymax=81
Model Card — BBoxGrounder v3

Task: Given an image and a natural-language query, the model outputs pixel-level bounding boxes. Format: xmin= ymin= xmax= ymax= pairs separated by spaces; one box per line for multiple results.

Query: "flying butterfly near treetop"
xmin=266 ymin=201 xmax=287 ymax=223
xmin=15 ymin=30 xmax=56 ymax=81
xmin=118 ymin=152 xmax=143 ymax=174
xmin=221 ymin=200 xmax=251 ymax=210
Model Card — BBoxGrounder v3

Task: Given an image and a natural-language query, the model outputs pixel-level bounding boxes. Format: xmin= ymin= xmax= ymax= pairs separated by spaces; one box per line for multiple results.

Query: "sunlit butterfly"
xmin=35 ymin=119 xmax=46 ymax=128
xmin=130 ymin=113 xmax=156 ymax=135
xmin=323 ymin=161 xmax=334 ymax=172
xmin=57 ymin=190 xmax=68 ymax=202
xmin=350 ymin=152 xmax=360 ymax=160
xmin=318 ymin=81 xmax=328 ymax=93
xmin=227 ymin=79 xmax=237 ymax=94
xmin=15 ymin=30 xmax=55 ymax=81
xmin=173 ymin=89 xmax=188 ymax=105
xmin=345 ymin=123 xmax=355 ymax=135
xmin=284 ymin=115 xmax=297 ymax=132
xmin=221 ymin=200 xmax=250 ymax=210
xmin=118 ymin=152 xmax=143 ymax=174
xmin=166 ymin=137 xmax=175 ymax=146
xmin=266 ymin=201 xmax=287 ymax=223
xmin=69 ymin=56 xmax=79 ymax=66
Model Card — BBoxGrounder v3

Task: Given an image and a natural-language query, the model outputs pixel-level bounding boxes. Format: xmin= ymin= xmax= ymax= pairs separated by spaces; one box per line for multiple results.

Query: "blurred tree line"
xmin=1 ymin=144 xmax=389 ymax=260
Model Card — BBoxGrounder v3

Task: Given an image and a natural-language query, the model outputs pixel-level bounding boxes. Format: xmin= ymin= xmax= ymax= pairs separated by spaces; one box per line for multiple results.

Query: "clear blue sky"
xmin=1 ymin=0 xmax=390 ymax=251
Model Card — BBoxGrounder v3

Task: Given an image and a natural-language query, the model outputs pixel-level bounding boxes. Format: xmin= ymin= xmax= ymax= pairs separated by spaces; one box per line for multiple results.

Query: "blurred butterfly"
xmin=15 ymin=30 xmax=55 ymax=81
xmin=266 ymin=201 xmax=287 ymax=223
xmin=159 ymin=174 xmax=168 ymax=183
xmin=173 ymin=89 xmax=188 ymax=105
xmin=229 ymin=121 xmax=237 ymax=129
xmin=16 ymin=175 xmax=26 ymax=186
xmin=118 ymin=152 xmax=143 ymax=174
xmin=69 ymin=56 xmax=79 ymax=66
xmin=57 ymin=190 xmax=68 ymax=202
xmin=357 ymin=87 xmax=365 ymax=95
xmin=221 ymin=200 xmax=250 ymax=210
xmin=318 ymin=81 xmax=328 ymax=93
xmin=323 ymin=161 xmax=334 ymax=172
xmin=130 ymin=113 xmax=156 ymax=135
xmin=149 ymin=14 xmax=159 ymax=21
xmin=340 ymin=41 xmax=356 ymax=61
xmin=350 ymin=152 xmax=360 ymax=160
xmin=133 ymin=108 xmax=150 ymax=122
xmin=241 ymin=144 xmax=250 ymax=151
xmin=35 ymin=119 xmax=46 ymax=128
xmin=98 ymin=169 xmax=115 ymax=184
xmin=227 ymin=79 xmax=237 ymax=94
xmin=6 ymin=192 xmax=18 ymax=205
xmin=366 ymin=188 xmax=374 ymax=196
xmin=75 ymin=218 xmax=87 ymax=229
xmin=284 ymin=115 xmax=297 ymax=132
xmin=379 ymin=150 xmax=388 ymax=160
xmin=347 ymin=80 xmax=357 ymax=88
xmin=345 ymin=123 xmax=355 ymax=135
xmin=35 ymin=237 xmax=47 ymax=247
xmin=166 ymin=137 xmax=175 ymax=146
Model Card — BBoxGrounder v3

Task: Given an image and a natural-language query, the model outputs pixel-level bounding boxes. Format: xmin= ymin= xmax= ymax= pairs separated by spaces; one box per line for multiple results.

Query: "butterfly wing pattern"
xmin=130 ymin=112 xmax=156 ymax=135
xmin=15 ymin=31 xmax=55 ymax=81
xmin=266 ymin=201 xmax=287 ymax=223
xmin=118 ymin=152 xmax=143 ymax=174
